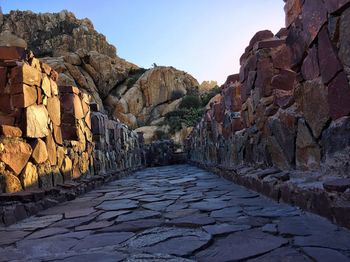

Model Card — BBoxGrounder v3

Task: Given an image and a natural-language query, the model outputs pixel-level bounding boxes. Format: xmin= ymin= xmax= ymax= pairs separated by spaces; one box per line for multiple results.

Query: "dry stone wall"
xmin=0 ymin=47 xmax=144 ymax=194
xmin=187 ymin=0 xmax=350 ymax=226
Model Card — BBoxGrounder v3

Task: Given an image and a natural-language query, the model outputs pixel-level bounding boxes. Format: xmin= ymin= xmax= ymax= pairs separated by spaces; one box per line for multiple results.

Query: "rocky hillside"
xmin=0 ymin=10 xmax=203 ymax=144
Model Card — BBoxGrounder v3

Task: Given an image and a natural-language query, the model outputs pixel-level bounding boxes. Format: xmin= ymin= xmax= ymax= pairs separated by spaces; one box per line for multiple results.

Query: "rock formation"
xmin=0 ymin=46 xmax=144 ymax=194
xmin=188 ymin=0 xmax=350 ymax=177
xmin=186 ymin=0 xmax=350 ymax=228
xmin=0 ymin=11 xmax=201 ymax=145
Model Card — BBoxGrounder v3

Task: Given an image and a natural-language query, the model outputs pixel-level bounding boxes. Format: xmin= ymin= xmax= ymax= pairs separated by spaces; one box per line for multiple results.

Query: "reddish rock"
xmin=47 ymin=96 xmax=61 ymax=126
xmin=0 ymin=47 xmax=26 ymax=61
xmin=271 ymin=69 xmax=296 ymax=91
xmin=11 ymin=63 xmax=42 ymax=87
xmin=301 ymin=45 xmax=320 ymax=80
xmin=225 ymin=74 xmax=239 ymax=85
xmin=254 ymin=39 xmax=285 ymax=50
xmin=285 ymin=19 xmax=308 ymax=67
xmin=302 ymin=0 xmax=328 ymax=45
xmin=271 ymin=45 xmax=292 ymax=69
xmin=0 ymin=115 xmax=15 ymax=125
xmin=53 ymin=124 xmax=63 ymax=145
xmin=61 ymin=93 xmax=84 ymax=120
xmin=46 ymin=131 xmax=57 ymax=166
xmin=325 ymin=0 xmax=350 ymax=14
xmin=284 ymin=0 xmax=303 ymax=27
xmin=318 ymin=27 xmax=342 ymax=84
xmin=240 ymin=55 xmax=258 ymax=83
xmin=31 ymin=139 xmax=48 ymax=164
xmin=26 ymin=104 xmax=49 ymax=138
xmin=244 ymin=71 xmax=257 ymax=98
xmin=302 ymin=78 xmax=330 ymax=138
xmin=11 ymin=84 xmax=37 ymax=108
xmin=276 ymin=28 xmax=289 ymax=39
xmin=0 ymin=140 xmax=32 ymax=175
xmin=0 ymin=125 xmax=22 ymax=138
xmin=3 ymin=172 xmax=22 ymax=193
xmin=255 ymin=57 xmax=274 ymax=97
xmin=296 ymin=119 xmax=321 ymax=170
xmin=213 ymin=102 xmax=225 ymax=123
xmin=0 ymin=67 xmax=7 ymax=90
xmin=328 ymin=71 xmax=350 ymax=120
xmin=41 ymin=75 xmax=51 ymax=97
xmin=0 ymin=95 xmax=13 ymax=114
xmin=40 ymin=62 xmax=52 ymax=75
xmin=273 ymin=89 xmax=294 ymax=109
xmin=247 ymin=30 xmax=274 ymax=52
xmin=20 ymin=162 xmax=38 ymax=189
xmin=61 ymin=123 xmax=78 ymax=140
xmin=324 ymin=178 xmax=350 ymax=192
xmin=59 ymin=85 xmax=80 ymax=94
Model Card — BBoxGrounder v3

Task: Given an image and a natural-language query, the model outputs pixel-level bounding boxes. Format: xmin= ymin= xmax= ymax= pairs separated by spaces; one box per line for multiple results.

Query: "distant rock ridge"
xmin=1 ymin=10 xmax=116 ymax=58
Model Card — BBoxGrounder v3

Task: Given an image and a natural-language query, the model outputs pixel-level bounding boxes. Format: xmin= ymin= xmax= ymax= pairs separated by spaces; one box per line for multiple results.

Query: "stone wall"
xmin=186 ymin=0 xmax=350 ymax=227
xmin=0 ymin=47 xmax=144 ymax=194
xmin=188 ymin=0 xmax=350 ymax=178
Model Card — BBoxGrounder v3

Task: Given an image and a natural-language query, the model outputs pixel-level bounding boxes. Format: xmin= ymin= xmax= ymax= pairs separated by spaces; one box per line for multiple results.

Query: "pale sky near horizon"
xmin=1 ymin=0 xmax=285 ymax=85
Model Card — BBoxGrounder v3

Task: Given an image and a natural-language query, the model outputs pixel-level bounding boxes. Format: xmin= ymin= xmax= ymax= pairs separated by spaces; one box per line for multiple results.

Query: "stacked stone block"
xmin=188 ymin=0 xmax=350 ymax=178
xmin=0 ymin=47 xmax=144 ymax=194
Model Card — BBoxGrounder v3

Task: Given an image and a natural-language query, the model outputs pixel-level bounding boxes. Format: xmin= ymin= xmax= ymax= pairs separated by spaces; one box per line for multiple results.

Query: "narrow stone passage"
xmin=1 ymin=165 xmax=350 ymax=261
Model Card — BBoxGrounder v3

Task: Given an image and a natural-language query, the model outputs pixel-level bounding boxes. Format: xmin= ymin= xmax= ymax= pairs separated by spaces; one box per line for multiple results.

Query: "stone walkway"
xmin=1 ymin=165 xmax=350 ymax=261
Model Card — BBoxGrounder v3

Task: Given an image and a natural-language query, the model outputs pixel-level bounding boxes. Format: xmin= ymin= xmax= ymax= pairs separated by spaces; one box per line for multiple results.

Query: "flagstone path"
xmin=1 ymin=165 xmax=350 ymax=261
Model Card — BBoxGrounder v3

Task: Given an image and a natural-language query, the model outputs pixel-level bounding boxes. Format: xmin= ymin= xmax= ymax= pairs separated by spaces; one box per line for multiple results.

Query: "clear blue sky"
xmin=1 ymin=0 xmax=285 ymax=84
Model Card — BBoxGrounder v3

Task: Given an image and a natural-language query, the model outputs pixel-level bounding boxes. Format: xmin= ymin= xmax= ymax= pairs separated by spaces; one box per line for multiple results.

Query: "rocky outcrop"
xmin=0 ymin=10 xmax=138 ymax=112
xmin=188 ymin=0 xmax=350 ymax=178
xmin=107 ymin=66 xmax=199 ymax=128
xmin=0 ymin=47 xmax=144 ymax=194
xmin=1 ymin=10 xmax=200 ymax=146
xmin=0 ymin=10 xmax=116 ymax=58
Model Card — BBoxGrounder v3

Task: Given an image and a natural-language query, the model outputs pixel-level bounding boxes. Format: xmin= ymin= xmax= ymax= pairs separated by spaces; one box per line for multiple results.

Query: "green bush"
xmin=164 ymin=108 xmax=204 ymax=134
xmin=201 ymin=86 xmax=221 ymax=107
xmin=179 ymin=95 xmax=201 ymax=109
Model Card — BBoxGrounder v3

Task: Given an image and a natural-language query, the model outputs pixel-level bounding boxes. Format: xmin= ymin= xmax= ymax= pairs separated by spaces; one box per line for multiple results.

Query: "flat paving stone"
xmin=8 ymin=214 xmax=63 ymax=230
xmin=60 ymin=252 xmax=126 ymax=262
xmin=25 ymin=227 xmax=70 ymax=240
xmin=301 ymin=247 xmax=350 ymax=262
xmin=64 ymin=208 xmax=96 ymax=219
xmin=96 ymin=210 xmax=131 ymax=221
xmin=196 ymin=229 xmax=288 ymax=262
xmin=166 ymin=214 xmax=215 ymax=227
xmin=0 ymin=164 xmax=349 ymax=261
xmin=203 ymin=223 xmax=251 ymax=235
xmin=72 ymin=232 xmax=135 ymax=250
xmin=116 ymin=210 xmax=161 ymax=222
xmin=96 ymin=199 xmax=139 ymax=211
xmin=98 ymin=219 xmax=164 ymax=233
xmin=142 ymin=200 xmax=175 ymax=211
xmin=247 ymin=247 xmax=311 ymax=262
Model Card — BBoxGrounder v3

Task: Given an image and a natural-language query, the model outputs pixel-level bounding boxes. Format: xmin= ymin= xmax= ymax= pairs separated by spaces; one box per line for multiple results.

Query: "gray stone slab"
xmin=196 ymin=229 xmax=288 ymax=262
xmin=72 ymin=232 xmax=135 ymax=250
xmin=96 ymin=199 xmax=139 ymax=211
xmin=203 ymin=223 xmax=251 ymax=235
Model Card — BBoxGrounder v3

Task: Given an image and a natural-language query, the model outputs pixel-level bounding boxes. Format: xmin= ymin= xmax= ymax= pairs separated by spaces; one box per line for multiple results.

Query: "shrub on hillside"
xmin=179 ymin=95 xmax=201 ymax=109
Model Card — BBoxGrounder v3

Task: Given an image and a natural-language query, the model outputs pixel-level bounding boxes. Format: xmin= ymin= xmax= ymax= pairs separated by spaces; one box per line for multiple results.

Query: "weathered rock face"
xmin=0 ymin=47 xmax=145 ymax=193
xmin=107 ymin=66 xmax=199 ymax=129
xmin=187 ymin=1 xmax=350 ymax=178
xmin=2 ymin=10 xmax=200 ymax=147
xmin=1 ymin=10 xmax=116 ymax=58
xmin=1 ymin=11 xmax=138 ymax=112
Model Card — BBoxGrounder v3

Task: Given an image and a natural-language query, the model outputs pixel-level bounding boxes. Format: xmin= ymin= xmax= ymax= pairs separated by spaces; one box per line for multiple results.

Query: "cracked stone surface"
xmin=0 ymin=164 xmax=350 ymax=261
